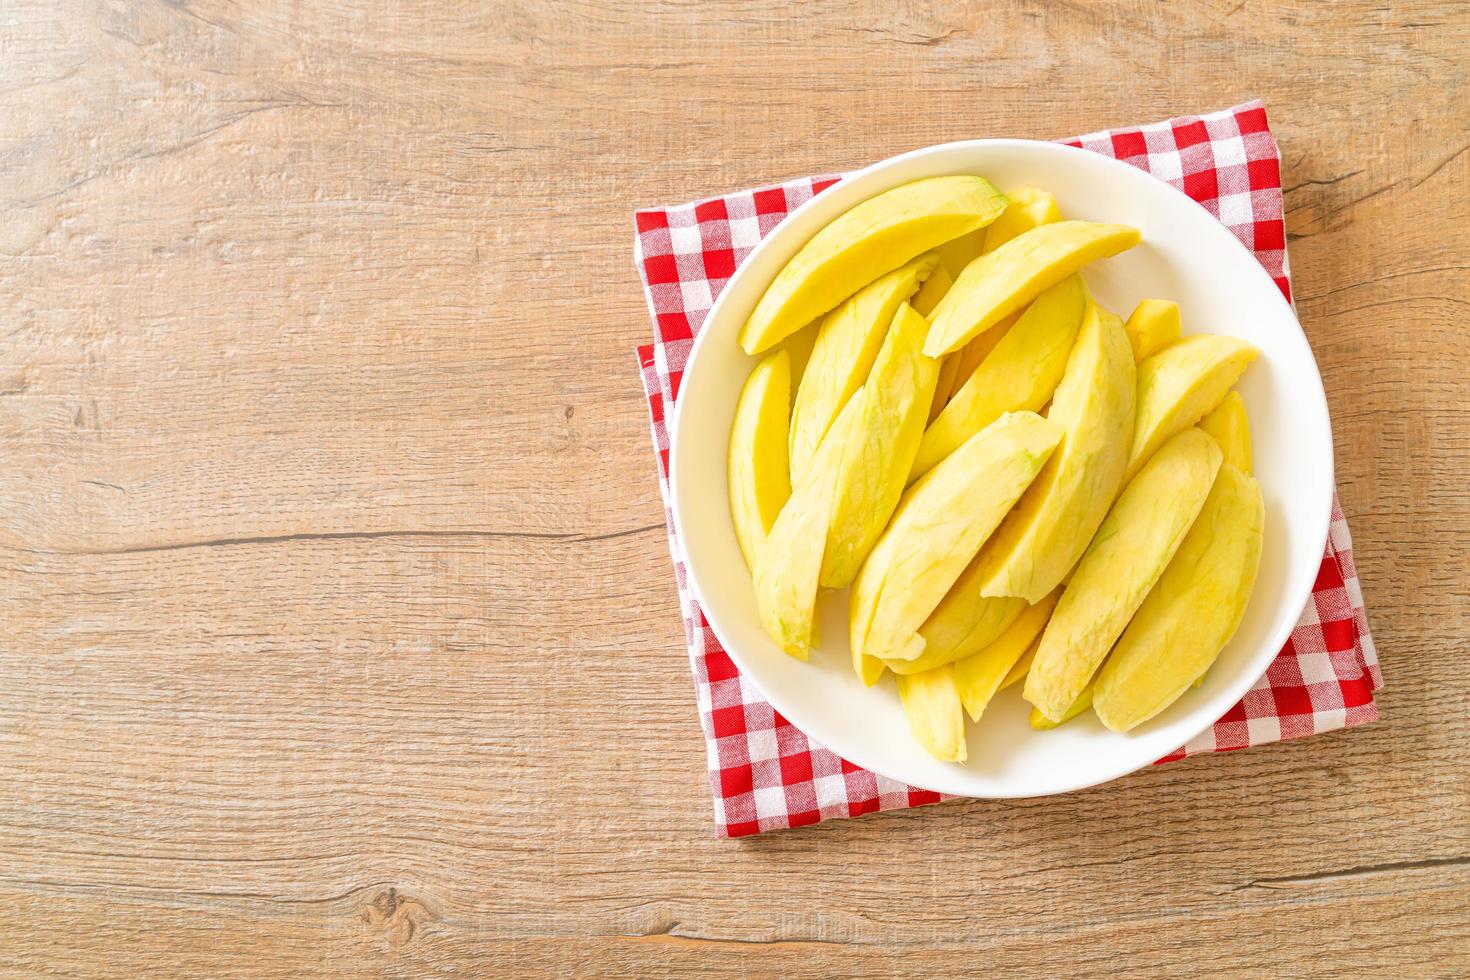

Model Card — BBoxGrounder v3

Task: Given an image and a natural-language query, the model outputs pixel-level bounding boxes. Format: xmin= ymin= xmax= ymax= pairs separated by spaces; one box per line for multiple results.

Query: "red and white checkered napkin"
xmin=634 ymin=101 xmax=1381 ymax=838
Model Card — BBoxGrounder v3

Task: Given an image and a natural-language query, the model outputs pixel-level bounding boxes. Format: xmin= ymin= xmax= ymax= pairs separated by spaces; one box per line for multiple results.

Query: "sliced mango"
xmin=728 ymin=350 xmax=792 ymax=571
xmin=788 ymin=255 xmax=937 ymax=484
xmin=929 ymin=354 xmax=962 ymax=424
xmin=850 ymin=411 xmax=1062 ymax=664
xmin=1000 ymin=636 xmax=1040 ymax=692
xmin=1123 ymin=298 xmax=1181 ymax=362
xmin=821 ymin=305 xmax=941 ymax=587
xmin=911 ymin=275 xmax=1087 ymax=482
xmin=925 ymin=220 xmax=1141 ymax=357
xmin=847 ymin=515 xmax=899 ymax=685
xmin=885 ymin=594 xmax=1025 ymax=676
xmin=1199 ymin=389 xmax=1253 ymax=473
xmin=929 ymin=316 xmax=1009 ymax=423
xmin=982 ymin=187 xmax=1061 ymax=253
xmin=918 ymin=265 xmax=960 ymax=425
xmin=935 ymin=229 xmax=987 ymax=280
xmin=910 ymin=262 xmax=953 ymax=318
xmin=947 ymin=312 xmax=1015 ymax=397
xmin=953 ymin=588 xmax=1061 ymax=721
xmin=1024 ymin=428 xmax=1224 ymax=721
xmin=1030 ymin=685 xmax=1093 ymax=730
xmin=904 ymin=537 xmax=1060 ymax=676
xmin=1093 ymin=463 xmax=1265 ymax=732
xmin=752 ymin=395 xmax=865 ymax=659
xmin=971 ymin=302 xmax=1136 ymax=603
xmin=780 ymin=318 xmax=820 ymax=389
xmin=896 ymin=664 xmax=967 ymax=762
xmin=930 ymin=307 xmax=1004 ymax=416
xmin=1126 ymin=335 xmax=1259 ymax=482
xmin=740 ymin=176 xmax=1007 ymax=354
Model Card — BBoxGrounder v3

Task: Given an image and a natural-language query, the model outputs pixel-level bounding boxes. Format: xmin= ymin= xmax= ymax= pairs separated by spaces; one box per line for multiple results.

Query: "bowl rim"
xmin=667 ymin=137 xmax=1335 ymax=797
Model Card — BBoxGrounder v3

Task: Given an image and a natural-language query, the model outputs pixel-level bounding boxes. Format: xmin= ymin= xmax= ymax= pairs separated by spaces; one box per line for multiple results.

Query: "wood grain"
xmin=2 ymin=1 xmax=1467 ymax=976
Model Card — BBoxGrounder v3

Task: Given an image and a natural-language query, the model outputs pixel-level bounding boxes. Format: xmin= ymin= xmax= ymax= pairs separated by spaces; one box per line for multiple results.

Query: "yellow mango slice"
xmin=971 ymin=302 xmax=1137 ymax=603
xmin=1126 ymin=335 xmax=1259 ymax=482
xmin=896 ymin=664 xmax=968 ymax=763
xmin=728 ymin=350 xmax=793 ymax=570
xmin=953 ymin=588 xmax=1061 ymax=721
xmin=752 ymin=396 xmax=865 ymax=659
xmin=925 ymin=220 xmax=1141 ymax=357
xmin=935 ymin=229 xmax=987 ymax=280
xmin=1199 ymin=389 xmax=1253 ymax=474
xmin=918 ymin=266 xmax=959 ymax=424
xmin=788 ymin=255 xmax=937 ymax=485
xmin=849 ymin=616 xmax=889 ymax=685
xmin=1123 ymin=298 xmax=1182 ymax=362
xmin=1030 ymin=685 xmax=1093 ymax=730
xmin=885 ymin=594 xmax=1025 ymax=676
xmin=849 ymin=528 xmax=934 ymax=683
xmin=821 ymin=305 xmax=941 ymax=587
xmin=945 ymin=313 xmax=1014 ymax=398
xmin=1024 ymin=428 xmax=1223 ymax=721
xmin=1000 ymin=636 xmax=1040 ymax=691
xmin=740 ymin=177 xmax=1007 ymax=354
xmin=929 ymin=317 xmax=1008 ymax=423
xmin=850 ymin=411 xmax=1062 ymax=664
xmin=982 ymin=187 xmax=1061 ymax=253
xmin=910 ymin=263 xmax=953 ymax=318
xmin=929 ymin=355 xmax=961 ymax=424
xmin=780 ymin=318 xmax=820 ymax=389
xmin=904 ymin=535 xmax=1062 ymax=676
xmin=912 ymin=275 xmax=1087 ymax=483
xmin=1093 ymin=463 xmax=1265 ymax=732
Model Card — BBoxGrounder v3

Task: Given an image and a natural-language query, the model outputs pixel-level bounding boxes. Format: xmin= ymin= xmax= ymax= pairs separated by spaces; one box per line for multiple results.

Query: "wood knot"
xmin=359 ymin=886 xmax=430 ymax=949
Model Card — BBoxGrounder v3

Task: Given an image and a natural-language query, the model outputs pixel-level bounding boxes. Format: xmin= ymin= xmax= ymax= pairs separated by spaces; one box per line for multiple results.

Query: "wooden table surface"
xmin=4 ymin=2 xmax=1468 ymax=976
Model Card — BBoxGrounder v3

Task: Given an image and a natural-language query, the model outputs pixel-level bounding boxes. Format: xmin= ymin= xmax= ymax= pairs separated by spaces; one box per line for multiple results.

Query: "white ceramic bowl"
xmin=669 ymin=139 xmax=1333 ymax=797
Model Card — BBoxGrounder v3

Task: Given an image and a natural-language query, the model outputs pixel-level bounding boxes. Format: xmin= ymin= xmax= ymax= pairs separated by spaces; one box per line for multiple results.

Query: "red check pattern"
xmin=634 ymin=101 xmax=1381 ymax=837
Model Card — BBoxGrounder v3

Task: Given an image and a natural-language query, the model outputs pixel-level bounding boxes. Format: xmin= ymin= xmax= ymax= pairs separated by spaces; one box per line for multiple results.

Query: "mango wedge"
xmin=896 ymin=664 xmax=967 ymax=762
xmin=916 ymin=266 xmax=959 ymax=425
xmin=821 ymin=305 xmax=941 ymax=588
xmin=1200 ymin=389 xmax=1253 ymax=473
xmin=885 ymin=594 xmax=1025 ymax=676
xmin=1093 ymin=463 xmax=1265 ymax=732
xmin=925 ymin=220 xmax=1141 ymax=357
xmin=740 ymin=176 xmax=1007 ymax=354
xmin=929 ymin=315 xmax=1011 ymax=423
xmin=850 ymin=411 xmax=1062 ymax=664
xmin=971 ymin=302 xmax=1136 ymax=603
xmin=1000 ymin=636 xmax=1040 ymax=691
xmin=937 ymin=310 xmax=1015 ymax=408
xmin=1124 ymin=298 xmax=1182 ymax=362
xmin=781 ymin=318 xmax=820 ymax=389
xmin=953 ymin=588 xmax=1061 ymax=721
xmin=935 ymin=229 xmax=987 ymax=280
xmin=910 ymin=262 xmax=953 ymax=318
xmin=912 ymin=275 xmax=1087 ymax=482
xmin=728 ymin=350 xmax=793 ymax=570
xmin=788 ymin=255 xmax=937 ymax=484
xmin=982 ymin=187 xmax=1061 ymax=253
xmin=1025 ymin=428 xmax=1223 ymax=721
xmin=849 ymin=620 xmax=889 ymax=686
xmin=929 ymin=354 xmax=962 ymax=425
xmin=950 ymin=315 xmax=1013 ymax=387
xmin=752 ymin=395 xmax=865 ymax=659
xmin=1030 ymin=685 xmax=1094 ymax=730
xmin=1125 ymin=334 xmax=1258 ymax=482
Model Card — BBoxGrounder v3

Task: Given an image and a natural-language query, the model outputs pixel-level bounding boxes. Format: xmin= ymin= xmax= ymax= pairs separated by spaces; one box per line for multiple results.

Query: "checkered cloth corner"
xmin=634 ymin=100 xmax=1381 ymax=838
